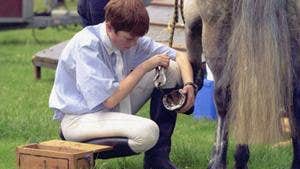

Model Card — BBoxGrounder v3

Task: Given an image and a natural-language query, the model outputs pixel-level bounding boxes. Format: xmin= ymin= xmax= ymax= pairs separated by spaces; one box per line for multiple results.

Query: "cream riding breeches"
xmin=61 ymin=61 xmax=182 ymax=153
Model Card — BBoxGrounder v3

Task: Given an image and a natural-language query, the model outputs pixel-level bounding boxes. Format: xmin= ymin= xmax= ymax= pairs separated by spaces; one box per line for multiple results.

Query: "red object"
xmin=0 ymin=0 xmax=22 ymax=17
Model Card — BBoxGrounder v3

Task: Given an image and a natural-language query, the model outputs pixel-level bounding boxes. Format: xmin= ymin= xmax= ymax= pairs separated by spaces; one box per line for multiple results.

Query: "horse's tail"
xmin=226 ymin=0 xmax=293 ymax=144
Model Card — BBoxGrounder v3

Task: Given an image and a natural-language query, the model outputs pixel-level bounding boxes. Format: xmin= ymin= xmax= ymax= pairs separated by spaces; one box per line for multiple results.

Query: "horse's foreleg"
xmin=208 ymin=114 xmax=228 ymax=169
xmin=183 ymin=0 xmax=204 ymax=87
xmin=185 ymin=18 xmax=204 ymax=87
xmin=291 ymin=84 xmax=300 ymax=169
xmin=207 ymin=84 xmax=229 ymax=169
xmin=234 ymin=144 xmax=249 ymax=169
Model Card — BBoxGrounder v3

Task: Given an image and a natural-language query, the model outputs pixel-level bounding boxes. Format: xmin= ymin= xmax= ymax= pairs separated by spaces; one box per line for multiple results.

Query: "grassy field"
xmin=0 ymin=1 xmax=295 ymax=169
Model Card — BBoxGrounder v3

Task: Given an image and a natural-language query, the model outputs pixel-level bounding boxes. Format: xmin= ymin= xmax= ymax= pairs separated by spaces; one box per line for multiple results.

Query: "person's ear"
xmin=106 ymin=22 xmax=115 ymax=34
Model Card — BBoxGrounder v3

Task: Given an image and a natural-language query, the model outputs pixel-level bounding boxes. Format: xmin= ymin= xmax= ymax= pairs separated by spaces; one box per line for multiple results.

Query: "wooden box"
xmin=16 ymin=140 xmax=112 ymax=169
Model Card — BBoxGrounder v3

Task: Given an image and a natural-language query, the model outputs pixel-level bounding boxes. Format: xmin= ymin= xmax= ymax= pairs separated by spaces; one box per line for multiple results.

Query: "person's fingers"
xmin=178 ymin=86 xmax=195 ymax=112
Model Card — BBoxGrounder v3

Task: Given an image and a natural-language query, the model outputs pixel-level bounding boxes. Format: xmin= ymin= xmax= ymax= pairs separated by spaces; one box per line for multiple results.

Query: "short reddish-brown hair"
xmin=105 ymin=0 xmax=149 ymax=37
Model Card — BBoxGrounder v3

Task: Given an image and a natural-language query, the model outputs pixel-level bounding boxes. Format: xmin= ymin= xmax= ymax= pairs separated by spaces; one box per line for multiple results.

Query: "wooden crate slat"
xmin=39 ymin=139 xmax=112 ymax=153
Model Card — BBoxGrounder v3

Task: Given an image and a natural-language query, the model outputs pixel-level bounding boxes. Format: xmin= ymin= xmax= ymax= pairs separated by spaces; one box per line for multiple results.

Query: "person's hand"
xmin=178 ymin=84 xmax=195 ymax=113
xmin=142 ymin=53 xmax=170 ymax=72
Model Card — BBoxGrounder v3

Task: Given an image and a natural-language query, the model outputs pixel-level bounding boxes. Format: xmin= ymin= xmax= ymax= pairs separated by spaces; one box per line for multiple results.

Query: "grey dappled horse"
xmin=184 ymin=0 xmax=300 ymax=168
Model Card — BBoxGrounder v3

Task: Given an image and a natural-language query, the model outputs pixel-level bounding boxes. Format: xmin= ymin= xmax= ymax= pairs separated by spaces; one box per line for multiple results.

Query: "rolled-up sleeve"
xmin=76 ymin=44 xmax=119 ymax=110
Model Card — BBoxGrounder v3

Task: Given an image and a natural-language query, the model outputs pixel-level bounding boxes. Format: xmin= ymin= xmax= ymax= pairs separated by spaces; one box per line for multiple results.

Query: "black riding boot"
xmin=144 ymin=88 xmax=178 ymax=169
xmin=85 ymin=137 xmax=138 ymax=159
xmin=59 ymin=131 xmax=138 ymax=159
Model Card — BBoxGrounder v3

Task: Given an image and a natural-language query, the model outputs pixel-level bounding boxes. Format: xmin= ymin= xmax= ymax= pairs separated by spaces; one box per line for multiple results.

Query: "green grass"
xmin=0 ymin=1 xmax=295 ymax=168
xmin=33 ymin=0 xmax=78 ymax=13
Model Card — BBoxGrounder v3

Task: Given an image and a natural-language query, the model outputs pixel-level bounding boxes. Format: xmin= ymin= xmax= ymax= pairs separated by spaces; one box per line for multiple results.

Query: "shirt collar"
xmin=100 ymin=22 xmax=120 ymax=56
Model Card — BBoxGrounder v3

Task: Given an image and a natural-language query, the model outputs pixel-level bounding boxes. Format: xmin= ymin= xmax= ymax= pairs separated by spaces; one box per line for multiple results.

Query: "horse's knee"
xmin=214 ymin=85 xmax=228 ymax=114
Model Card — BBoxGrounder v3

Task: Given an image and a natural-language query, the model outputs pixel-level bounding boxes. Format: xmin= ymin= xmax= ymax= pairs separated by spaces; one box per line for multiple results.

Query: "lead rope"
xmin=168 ymin=0 xmax=185 ymax=47
xmin=180 ymin=0 xmax=185 ymax=24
